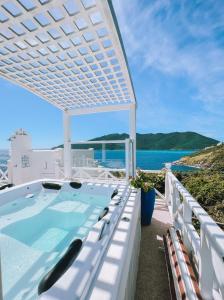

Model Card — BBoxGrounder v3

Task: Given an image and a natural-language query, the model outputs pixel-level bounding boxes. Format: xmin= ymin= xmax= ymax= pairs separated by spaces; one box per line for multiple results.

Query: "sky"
xmin=0 ymin=0 xmax=224 ymax=149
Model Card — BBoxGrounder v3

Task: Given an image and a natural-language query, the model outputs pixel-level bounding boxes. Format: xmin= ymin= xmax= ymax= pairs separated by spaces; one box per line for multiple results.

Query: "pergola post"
xmin=125 ymin=138 xmax=130 ymax=181
xmin=63 ymin=111 xmax=72 ymax=179
xmin=102 ymin=143 xmax=106 ymax=163
xmin=129 ymin=104 xmax=136 ymax=177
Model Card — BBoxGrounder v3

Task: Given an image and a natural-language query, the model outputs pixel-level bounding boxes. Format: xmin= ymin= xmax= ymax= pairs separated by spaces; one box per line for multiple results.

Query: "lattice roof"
xmin=0 ymin=0 xmax=135 ymax=112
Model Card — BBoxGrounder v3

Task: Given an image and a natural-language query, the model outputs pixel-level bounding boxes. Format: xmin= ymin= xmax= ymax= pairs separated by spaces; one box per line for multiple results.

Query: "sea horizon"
xmin=0 ymin=149 xmax=195 ymax=171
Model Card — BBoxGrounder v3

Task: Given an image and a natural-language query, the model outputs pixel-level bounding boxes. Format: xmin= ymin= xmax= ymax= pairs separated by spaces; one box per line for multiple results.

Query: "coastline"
xmin=172 ymin=160 xmax=202 ymax=170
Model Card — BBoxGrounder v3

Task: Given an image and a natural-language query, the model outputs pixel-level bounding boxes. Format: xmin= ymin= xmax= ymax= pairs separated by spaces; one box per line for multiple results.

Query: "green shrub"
xmin=175 ymin=170 xmax=224 ymax=224
xmin=131 ymin=170 xmax=224 ymax=224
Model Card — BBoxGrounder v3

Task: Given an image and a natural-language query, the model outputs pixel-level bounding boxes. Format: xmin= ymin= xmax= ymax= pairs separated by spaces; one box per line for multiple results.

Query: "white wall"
xmin=8 ymin=130 xmax=33 ymax=185
xmin=31 ymin=149 xmax=63 ymax=180
xmin=8 ymin=130 xmax=94 ymax=185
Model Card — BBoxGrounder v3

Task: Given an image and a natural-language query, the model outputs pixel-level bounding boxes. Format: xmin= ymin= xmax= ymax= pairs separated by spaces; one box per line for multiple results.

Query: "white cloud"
xmin=113 ymin=0 xmax=224 ymax=116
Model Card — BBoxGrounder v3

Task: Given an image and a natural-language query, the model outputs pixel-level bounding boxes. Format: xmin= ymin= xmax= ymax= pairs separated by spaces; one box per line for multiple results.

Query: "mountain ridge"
xmin=53 ymin=131 xmax=218 ymax=150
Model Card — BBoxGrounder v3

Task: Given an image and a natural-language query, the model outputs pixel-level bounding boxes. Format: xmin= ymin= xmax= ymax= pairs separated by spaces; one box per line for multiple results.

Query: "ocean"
xmin=95 ymin=149 xmax=195 ymax=171
xmin=0 ymin=149 xmax=195 ymax=171
xmin=0 ymin=150 xmax=9 ymax=169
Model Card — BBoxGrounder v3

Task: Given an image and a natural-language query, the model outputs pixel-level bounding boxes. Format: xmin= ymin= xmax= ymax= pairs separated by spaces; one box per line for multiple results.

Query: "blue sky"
xmin=1 ymin=0 xmax=224 ymax=148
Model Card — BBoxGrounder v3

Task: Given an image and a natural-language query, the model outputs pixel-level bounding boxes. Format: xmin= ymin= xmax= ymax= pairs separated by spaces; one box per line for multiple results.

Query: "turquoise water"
xmin=95 ymin=149 xmax=196 ymax=171
xmin=0 ymin=189 xmax=110 ymax=300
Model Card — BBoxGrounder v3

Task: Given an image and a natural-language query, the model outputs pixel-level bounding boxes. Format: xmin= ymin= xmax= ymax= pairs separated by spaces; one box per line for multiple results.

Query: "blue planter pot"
xmin=141 ymin=188 xmax=156 ymax=225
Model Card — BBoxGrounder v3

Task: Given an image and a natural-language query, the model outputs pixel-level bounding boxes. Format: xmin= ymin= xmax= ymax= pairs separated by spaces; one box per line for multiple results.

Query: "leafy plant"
xmin=130 ymin=170 xmax=165 ymax=193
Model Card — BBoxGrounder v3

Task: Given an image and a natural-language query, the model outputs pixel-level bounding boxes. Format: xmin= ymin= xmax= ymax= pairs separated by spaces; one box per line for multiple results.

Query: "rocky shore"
xmin=172 ymin=144 xmax=224 ymax=172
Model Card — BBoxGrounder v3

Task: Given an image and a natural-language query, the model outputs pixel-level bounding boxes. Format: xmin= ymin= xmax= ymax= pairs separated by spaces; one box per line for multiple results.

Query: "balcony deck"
xmin=135 ymin=197 xmax=172 ymax=300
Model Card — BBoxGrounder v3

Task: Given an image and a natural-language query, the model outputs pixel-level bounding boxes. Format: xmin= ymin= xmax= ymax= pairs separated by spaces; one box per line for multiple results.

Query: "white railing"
xmin=165 ymin=169 xmax=224 ymax=300
xmin=72 ymin=157 xmax=97 ymax=168
xmin=0 ymin=164 xmax=8 ymax=184
xmin=71 ymin=166 xmax=125 ymax=181
xmin=65 ymin=139 xmax=132 ymax=181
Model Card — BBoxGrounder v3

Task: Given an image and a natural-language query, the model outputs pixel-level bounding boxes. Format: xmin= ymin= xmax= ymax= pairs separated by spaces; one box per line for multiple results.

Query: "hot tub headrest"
xmin=38 ymin=238 xmax=82 ymax=295
xmin=98 ymin=207 xmax=109 ymax=221
xmin=0 ymin=183 xmax=14 ymax=191
xmin=69 ymin=181 xmax=82 ymax=189
xmin=111 ymin=188 xmax=118 ymax=199
xmin=42 ymin=182 xmax=62 ymax=190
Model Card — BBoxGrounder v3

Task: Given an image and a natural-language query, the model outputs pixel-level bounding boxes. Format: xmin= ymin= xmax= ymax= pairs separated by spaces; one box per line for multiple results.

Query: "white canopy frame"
xmin=63 ymin=102 xmax=136 ymax=179
xmin=0 ymin=0 xmax=135 ymax=110
xmin=0 ymin=2 xmax=136 ymax=295
xmin=0 ymin=0 xmax=137 ymax=181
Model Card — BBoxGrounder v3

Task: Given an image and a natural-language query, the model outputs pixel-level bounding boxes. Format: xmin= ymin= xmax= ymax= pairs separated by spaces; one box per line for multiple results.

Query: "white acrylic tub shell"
xmin=0 ymin=179 xmax=141 ymax=300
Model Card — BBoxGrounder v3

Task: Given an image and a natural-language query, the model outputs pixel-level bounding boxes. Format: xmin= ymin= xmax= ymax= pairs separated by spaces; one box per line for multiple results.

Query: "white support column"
xmin=125 ymin=138 xmax=130 ymax=181
xmin=129 ymin=104 xmax=136 ymax=177
xmin=102 ymin=143 xmax=106 ymax=163
xmin=63 ymin=111 xmax=72 ymax=179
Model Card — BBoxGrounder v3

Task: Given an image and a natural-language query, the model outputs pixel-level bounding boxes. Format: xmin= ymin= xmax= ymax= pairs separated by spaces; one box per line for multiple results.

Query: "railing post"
xmin=63 ymin=111 xmax=72 ymax=179
xmin=165 ymin=164 xmax=181 ymax=227
xmin=165 ymin=163 xmax=172 ymax=206
xmin=102 ymin=143 xmax=106 ymax=163
xmin=125 ymin=139 xmax=130 ymax=182
xmin=199 ymin=225 xmax=215 ymax=299
xmin=171 ymin=182 xmax=180 ymax=226
xmin=182 ymin=200 xmax=192 ymax=252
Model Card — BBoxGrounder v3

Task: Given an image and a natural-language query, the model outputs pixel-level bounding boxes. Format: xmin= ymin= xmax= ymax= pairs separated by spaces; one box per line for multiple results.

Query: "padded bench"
xmin=163 ymin=227 xmax=202 ymax=300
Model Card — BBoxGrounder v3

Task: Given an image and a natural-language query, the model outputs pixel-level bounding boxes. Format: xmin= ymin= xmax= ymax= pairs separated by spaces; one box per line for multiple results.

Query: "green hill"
xmin=54 ymin=132 xmax=218 ymax=150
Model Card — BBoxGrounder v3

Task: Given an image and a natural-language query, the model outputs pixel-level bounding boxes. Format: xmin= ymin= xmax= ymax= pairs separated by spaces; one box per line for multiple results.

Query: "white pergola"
xmin=0 ymin=0 xmax=136 ymax=178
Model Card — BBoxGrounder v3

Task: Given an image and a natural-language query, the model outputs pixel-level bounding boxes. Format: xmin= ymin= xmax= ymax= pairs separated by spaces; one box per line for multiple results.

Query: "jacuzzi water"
xmin=0 ymin=186 xmax=111 ymax=300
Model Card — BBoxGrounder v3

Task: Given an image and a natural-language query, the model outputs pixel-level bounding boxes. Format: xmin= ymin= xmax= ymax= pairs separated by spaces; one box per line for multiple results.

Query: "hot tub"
xmin=0 ymin=179 xmax=140 ymax=300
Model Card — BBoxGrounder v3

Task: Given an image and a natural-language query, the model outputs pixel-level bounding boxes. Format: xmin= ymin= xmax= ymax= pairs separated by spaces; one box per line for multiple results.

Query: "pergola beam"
xmin=68 ymin=103 xmax=134 ymax=116
xmin=71 ymin=140 xmax=127 ymax=144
